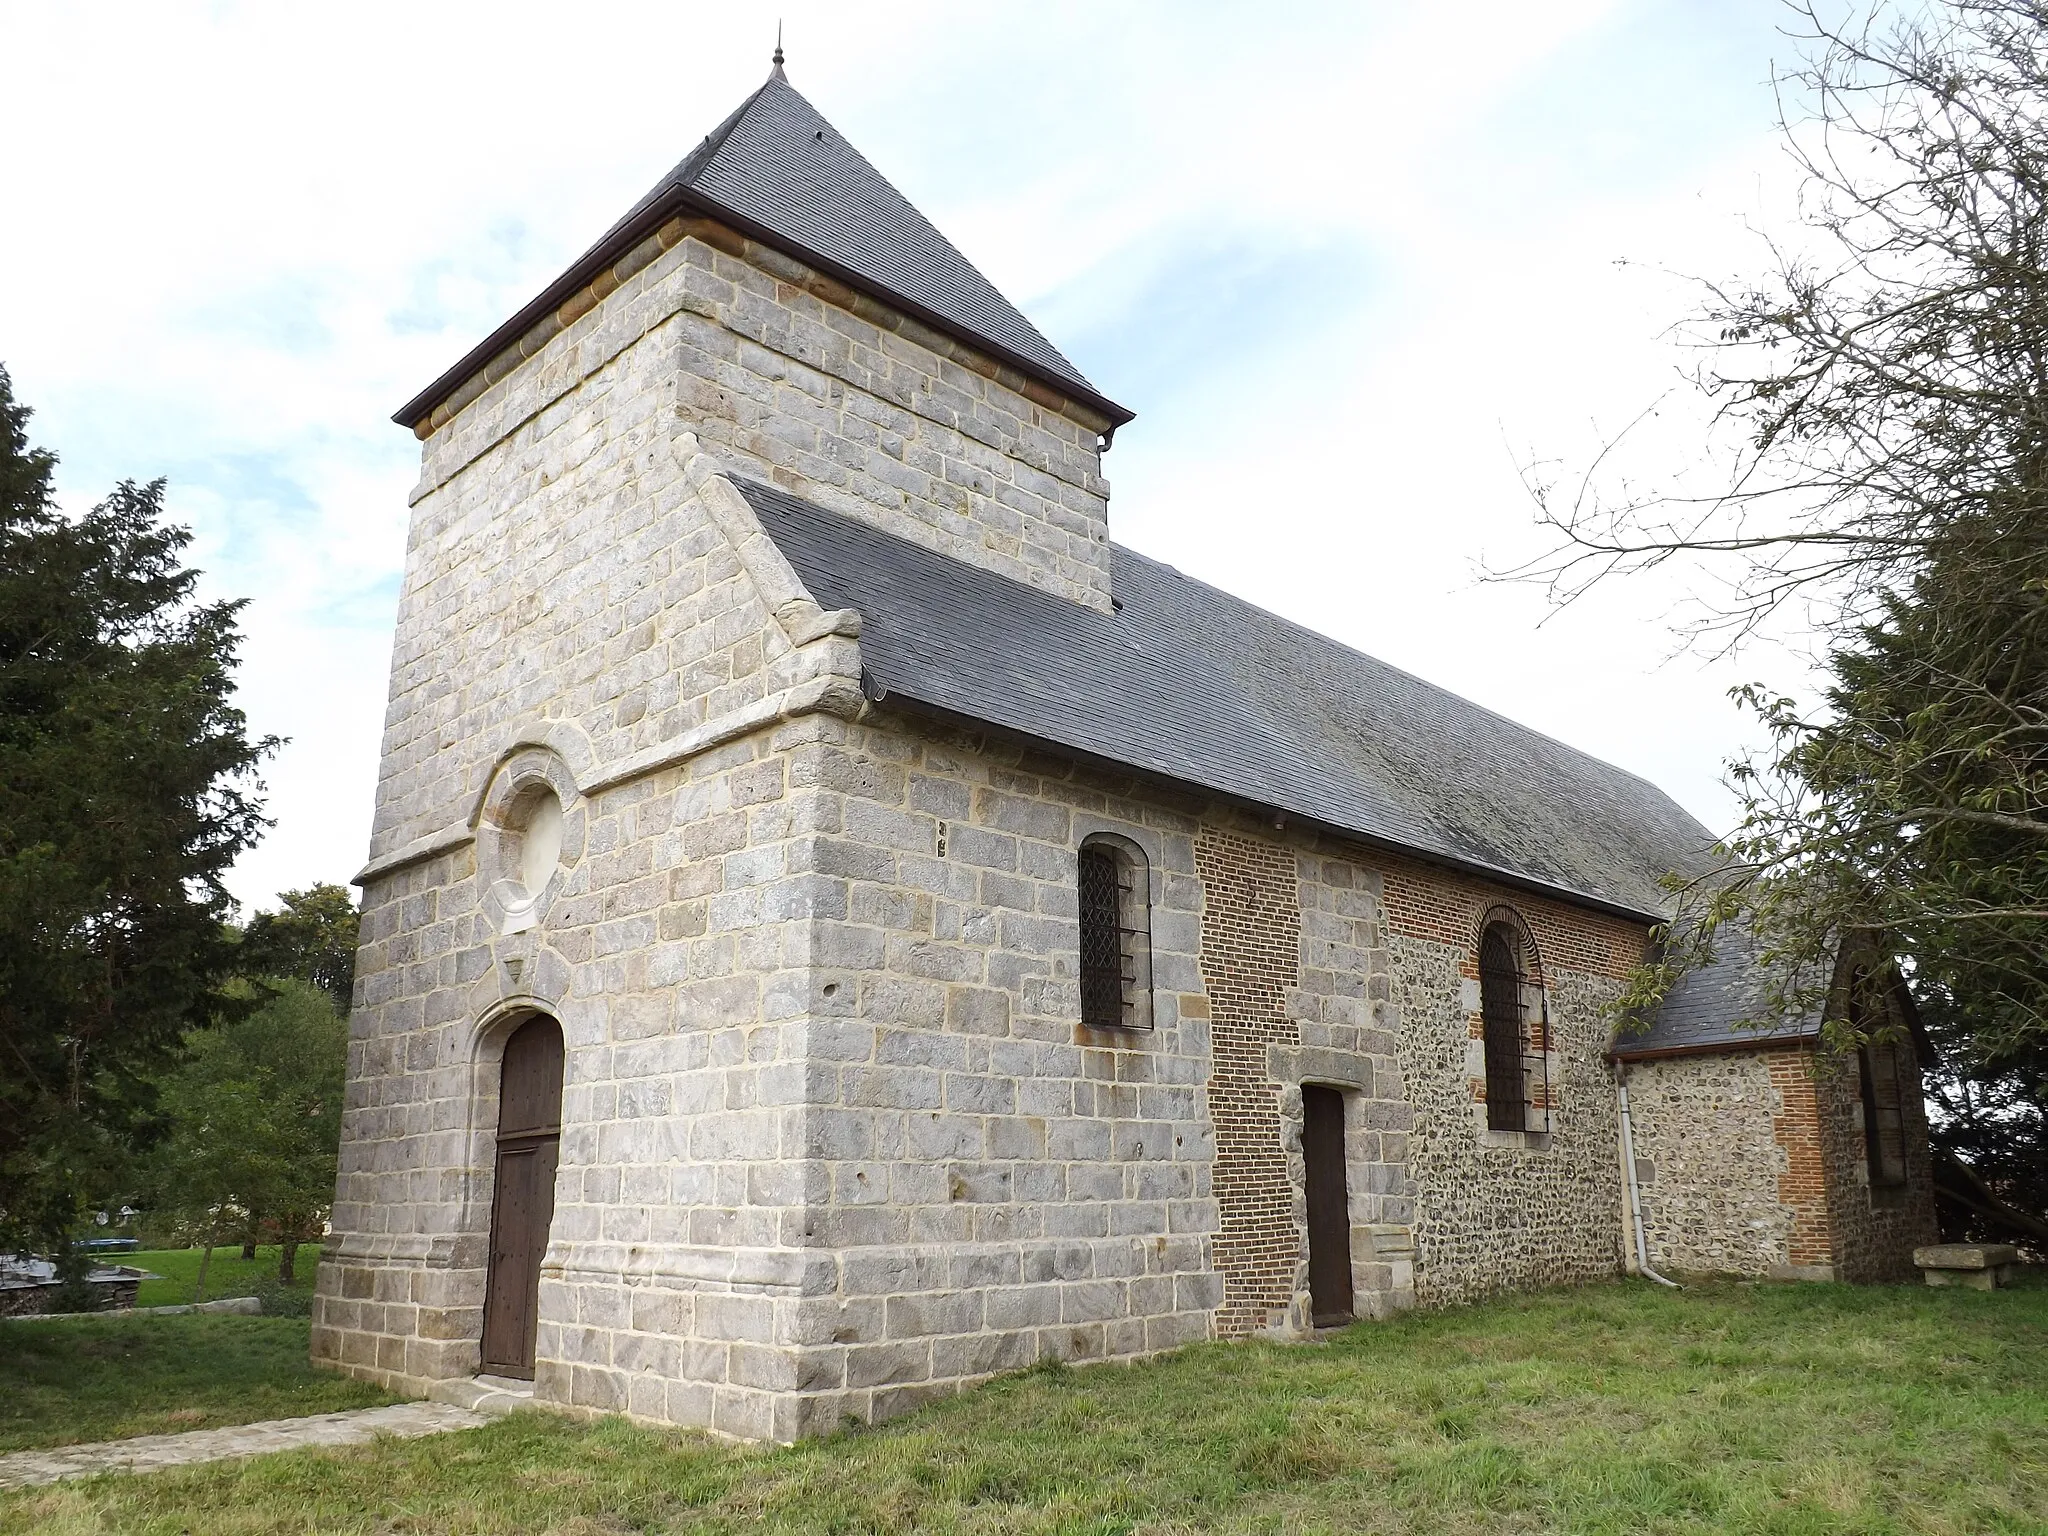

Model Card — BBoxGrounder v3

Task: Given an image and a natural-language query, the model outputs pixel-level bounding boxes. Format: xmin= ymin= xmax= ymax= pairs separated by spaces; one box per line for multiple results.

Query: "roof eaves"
xmin=1609 ymin=1030 xmax=1819 ymax=1063
xmin=668 ymin=191 xmax=1135 ymax=429
xmin=390 ymin=183 xmax=694 ymax=432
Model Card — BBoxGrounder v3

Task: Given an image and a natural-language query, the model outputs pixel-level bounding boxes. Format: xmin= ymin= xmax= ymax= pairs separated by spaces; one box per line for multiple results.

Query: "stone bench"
xmin=1913 ymin=1243 xmax=2022 ymax=1290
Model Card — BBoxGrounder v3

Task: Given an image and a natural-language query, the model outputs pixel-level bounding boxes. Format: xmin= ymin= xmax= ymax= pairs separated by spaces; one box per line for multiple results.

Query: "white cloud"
xmin=2 ymin=0 xmax=1818 ymax=911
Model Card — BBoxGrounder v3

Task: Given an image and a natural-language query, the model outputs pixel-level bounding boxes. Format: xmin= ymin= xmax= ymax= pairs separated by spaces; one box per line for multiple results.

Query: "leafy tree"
xmin=150 ymin=980 xmax=346 ymax=1289
xmin=224 ymin=881 xmax=358 ymax=1257
xmin=0 ymin=365 xmax=273 ymax=1254
xmin=1515 ymin=2 xmax=2048 ymax=1237
xmin=239 ymin=882 xmax=360 ymax=1012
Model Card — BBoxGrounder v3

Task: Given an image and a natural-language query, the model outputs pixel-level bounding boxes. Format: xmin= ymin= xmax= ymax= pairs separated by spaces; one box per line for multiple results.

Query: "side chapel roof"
xmin=1611 ymin=927 xmax=1821 ymax=1060
xmin=741 ymin=479 xmax=1721 ymax=922
xmin=1613 ymin=926 xmax=1936 ymax=1063
xmin=395 ymin=67 xmax=1131 ymax=433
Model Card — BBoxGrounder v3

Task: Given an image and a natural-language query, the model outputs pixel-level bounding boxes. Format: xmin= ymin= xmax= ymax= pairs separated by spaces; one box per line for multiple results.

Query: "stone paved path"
xmin=0 ymin=1402 xmax=488 ymax=1489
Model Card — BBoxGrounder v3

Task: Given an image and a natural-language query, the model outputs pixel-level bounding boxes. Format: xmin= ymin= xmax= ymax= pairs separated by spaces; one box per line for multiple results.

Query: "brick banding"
xmin=1195 ymin=830 xmax=1303 ymax=1335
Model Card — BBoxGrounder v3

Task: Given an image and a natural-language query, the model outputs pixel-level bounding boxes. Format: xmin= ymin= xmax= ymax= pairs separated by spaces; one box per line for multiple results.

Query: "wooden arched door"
xmin=481 ymin=1014 xmax=563 ymax=1379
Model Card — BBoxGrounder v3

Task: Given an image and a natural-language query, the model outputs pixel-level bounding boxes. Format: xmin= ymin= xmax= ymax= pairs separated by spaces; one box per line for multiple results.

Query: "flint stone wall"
xmin=1381 ymin=861 xmax=1640 ymax=1305
xmin=1621 ymin=1052 xmax=1795 ymax=1276
xmin=1816 ymin=1044 xmax=1940 ymax=1283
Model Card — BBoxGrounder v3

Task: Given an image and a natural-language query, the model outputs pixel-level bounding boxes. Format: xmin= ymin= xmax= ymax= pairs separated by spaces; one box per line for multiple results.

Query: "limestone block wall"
xmin=368 ymin=303 xmax=808 ymax=864
xmin=374 ymin=211 xmax=1113 ymax=869
xmin=326 ymin=216 xmax=884 ymax=1436
xmin=769 ymin=715 xmax=1221 ymax=1425
xmin=1381 ymin=860 xmax=1642 ymax=1304
xmin=663 ymin=226 xmax=1114 ymax=612
xmin=318 ymin=713 xmax=858 ymax=1442
xmin=408 ymin=214 xmax=1113 ymax=638
xmin=1621 ymin=1051 xmax=1797 ymax=1276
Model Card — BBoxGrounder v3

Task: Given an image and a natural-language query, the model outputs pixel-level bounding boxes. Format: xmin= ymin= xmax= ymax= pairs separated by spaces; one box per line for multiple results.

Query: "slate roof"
xmin=396 ymin=68 xmax=1130 ymax=432
xmin=1610 ymin=927 xmax=1821 ymax=1060
xmin=741 ymin=479 xmax=1721 ymax=921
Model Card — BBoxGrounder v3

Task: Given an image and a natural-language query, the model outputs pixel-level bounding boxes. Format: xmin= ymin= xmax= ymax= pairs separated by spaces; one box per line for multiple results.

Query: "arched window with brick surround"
xmin=1077 ymin=834 xmax=1152 ymax=1031
xmin=1478 ymin=922 xmax=1528 ymax=1132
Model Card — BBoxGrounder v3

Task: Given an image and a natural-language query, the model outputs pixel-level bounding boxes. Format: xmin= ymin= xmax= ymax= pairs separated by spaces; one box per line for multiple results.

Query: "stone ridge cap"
xmin=392 ymin=78 xmax=1134 ymax=436
xmin=1111 ymin=537 xmax=1715 ymax=836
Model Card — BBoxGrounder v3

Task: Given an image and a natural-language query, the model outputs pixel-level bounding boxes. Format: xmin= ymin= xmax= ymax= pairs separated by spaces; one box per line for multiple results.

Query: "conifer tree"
xmin=0 ymin=364 xmax=272 ymax=1251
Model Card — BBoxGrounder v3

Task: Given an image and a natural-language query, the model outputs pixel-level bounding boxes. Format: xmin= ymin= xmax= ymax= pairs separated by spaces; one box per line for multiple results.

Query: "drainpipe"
xmin=1614 ymin=1061 xmax=1679 ymax=1288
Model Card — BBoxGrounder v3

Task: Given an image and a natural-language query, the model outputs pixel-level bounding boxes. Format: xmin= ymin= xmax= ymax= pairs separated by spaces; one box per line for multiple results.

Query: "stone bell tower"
xmin=314 ymin=52 xmax=1139 ymax=1440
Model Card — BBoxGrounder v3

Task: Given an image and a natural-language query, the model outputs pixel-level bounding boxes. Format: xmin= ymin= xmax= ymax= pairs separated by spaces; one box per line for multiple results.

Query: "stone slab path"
xmin=0 ymin=1402 xmax=488 ymax=1489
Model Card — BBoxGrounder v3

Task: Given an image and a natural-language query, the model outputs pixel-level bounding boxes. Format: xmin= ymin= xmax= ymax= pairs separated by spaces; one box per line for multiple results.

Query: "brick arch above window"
xmin=1471 ymin=905 xmax=1553 ymax=1139
xmin=1474 ymin=903 xmax=1546 ymax=986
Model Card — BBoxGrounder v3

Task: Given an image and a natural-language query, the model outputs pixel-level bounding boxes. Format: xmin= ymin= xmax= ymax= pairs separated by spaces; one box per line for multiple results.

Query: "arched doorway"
xmin=481 ymin=1013 xmax=563 ymax=1379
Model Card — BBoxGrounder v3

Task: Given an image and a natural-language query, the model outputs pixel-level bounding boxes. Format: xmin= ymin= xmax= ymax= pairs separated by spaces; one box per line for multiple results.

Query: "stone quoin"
xmin=314 ymin=51 xmax=1942 ymax=1442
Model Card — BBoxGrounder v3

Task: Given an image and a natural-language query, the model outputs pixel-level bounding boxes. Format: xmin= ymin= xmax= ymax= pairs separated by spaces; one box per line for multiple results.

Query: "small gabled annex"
xmin=1614 ymin=930 xmax=1938 ymax=1283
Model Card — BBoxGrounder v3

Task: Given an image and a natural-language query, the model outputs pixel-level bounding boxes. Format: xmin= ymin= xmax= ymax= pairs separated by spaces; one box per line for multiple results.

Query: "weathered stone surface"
xmin=1621 ymin=1051 xmax=1794 ymax=1277
xmin=1915 ymin=1242 xmax=2020 ymax=1288
xmin=1915 ymin=1243 xmax=2020 ymax=1269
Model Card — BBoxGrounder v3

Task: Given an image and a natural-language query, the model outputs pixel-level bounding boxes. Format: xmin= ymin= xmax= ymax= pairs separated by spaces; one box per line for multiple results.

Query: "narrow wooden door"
xmin=480 ymin=1015 xmax=563 ymax=1379
xmin=1302 ymin=1084 xmax=1354 ymax=1328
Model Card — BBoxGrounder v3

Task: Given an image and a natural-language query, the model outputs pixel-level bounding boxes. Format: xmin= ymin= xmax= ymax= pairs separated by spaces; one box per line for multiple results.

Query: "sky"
xmin=2 ymin=0 xmax=1823 ymax=915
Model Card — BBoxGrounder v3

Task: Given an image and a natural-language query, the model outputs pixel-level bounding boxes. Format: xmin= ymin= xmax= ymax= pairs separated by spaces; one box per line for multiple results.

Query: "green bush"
xmin=246 ymin=1274 xmax=311 ymax=1317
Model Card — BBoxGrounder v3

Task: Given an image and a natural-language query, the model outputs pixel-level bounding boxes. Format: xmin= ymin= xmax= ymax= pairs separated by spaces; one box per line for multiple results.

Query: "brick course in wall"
xmin=1193 ymin=830 xmax=1303 ymax=1335
xmin=1768 ymin=1051 xmax=1835 ymax=1271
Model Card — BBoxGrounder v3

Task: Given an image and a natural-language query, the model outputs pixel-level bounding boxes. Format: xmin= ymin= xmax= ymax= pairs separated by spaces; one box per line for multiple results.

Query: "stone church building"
xmin=315 ymin=56 xmax=1938 ymax=1440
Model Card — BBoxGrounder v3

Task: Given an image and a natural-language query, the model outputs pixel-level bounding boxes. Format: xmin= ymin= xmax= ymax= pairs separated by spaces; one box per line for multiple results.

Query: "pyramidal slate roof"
xmin=396 ymin=64 xmax=1129 ymax=432
xmin=740 ymin=478 xmax=1722 ymax=921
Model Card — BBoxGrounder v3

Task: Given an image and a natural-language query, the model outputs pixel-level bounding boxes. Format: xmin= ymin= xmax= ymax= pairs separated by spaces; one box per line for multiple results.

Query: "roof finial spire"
xmin=770 ymin=21 xmax=786 ymax=81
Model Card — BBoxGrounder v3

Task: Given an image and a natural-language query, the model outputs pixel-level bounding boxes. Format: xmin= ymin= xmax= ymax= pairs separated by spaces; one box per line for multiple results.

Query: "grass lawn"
xmin=4 ymin=1275 xmax=2045 ymax=1535
xmin=0 ymin=1313 xmax=397 ymax=1454
xmin=125 ymin=1244 xmax=322 ymax=1309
